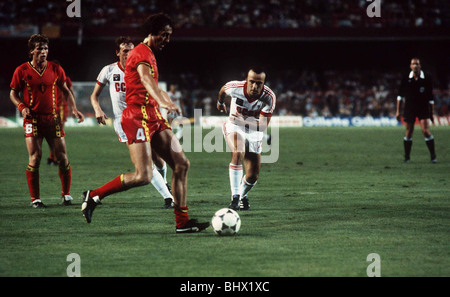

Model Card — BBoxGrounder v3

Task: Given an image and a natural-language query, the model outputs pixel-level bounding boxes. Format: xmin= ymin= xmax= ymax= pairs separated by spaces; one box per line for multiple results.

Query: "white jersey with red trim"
xmin=224 ymin=80 xmax=276 ymax=124
xmin=96 ymin=62 xmax=127 ymax=141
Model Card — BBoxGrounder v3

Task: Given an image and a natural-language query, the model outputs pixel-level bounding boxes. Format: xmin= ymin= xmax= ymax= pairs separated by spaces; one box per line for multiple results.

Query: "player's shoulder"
xmin=131 ymin=43 xmax=151 ymax=56
xmin=47 ymin=61 xmax=62 ymax=71
xmin=261 ymin=84 xmax=276 ymax=100
xmin=224 ymin=80 xmax=245 ymax=89
xmin=14 ymin=62 xmax=31 ymax=72
xmin=103 ymin=62 xmax=121 ymax=71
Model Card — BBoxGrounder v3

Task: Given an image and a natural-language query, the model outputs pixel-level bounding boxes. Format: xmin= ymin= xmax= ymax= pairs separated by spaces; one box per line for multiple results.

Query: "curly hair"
xmin=115 ymin=36 xmax=133 ymax=52
xmin=28 ymin=34 xmax=49 ymax=58
xmin=140 ymin=13 xmax=173 ymax=36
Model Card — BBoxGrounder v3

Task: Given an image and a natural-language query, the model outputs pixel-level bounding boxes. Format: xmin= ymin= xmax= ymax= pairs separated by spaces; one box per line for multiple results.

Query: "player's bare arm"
xmin=60 ymin=82 xmax=84 ymax=123
xmin=136 ymin=63 xmax=179 ymax=114
xmin=160 ymin=89 xmax=180 ymax=116
xmin=10 ymin=89 xmax=31 ymax=119
xmin=217 ymin=85 xmax=228 ymax=114
xmin=90 ymin=83 xmax=108 ymax=125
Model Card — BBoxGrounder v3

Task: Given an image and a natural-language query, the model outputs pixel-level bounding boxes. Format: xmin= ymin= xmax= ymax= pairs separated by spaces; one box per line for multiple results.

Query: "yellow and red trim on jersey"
xmin=140 ymin=105 xmax=150 ymax=142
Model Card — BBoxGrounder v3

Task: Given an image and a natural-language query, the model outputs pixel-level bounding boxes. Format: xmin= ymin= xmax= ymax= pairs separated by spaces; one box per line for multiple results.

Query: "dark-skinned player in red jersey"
xmin=81 ymin=13 xmax=209 ymax=233
xmin=10 ymin=34 xmax=85 ymax=208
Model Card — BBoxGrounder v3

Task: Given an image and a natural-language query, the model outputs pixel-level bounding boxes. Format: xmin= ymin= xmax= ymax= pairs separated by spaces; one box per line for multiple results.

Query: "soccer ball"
xmin=211 ymin=208 xmax=241 ymax=236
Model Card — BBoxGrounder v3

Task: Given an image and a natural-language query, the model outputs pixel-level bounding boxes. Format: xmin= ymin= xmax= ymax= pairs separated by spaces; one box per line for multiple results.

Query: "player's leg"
xmin=152 ymin=150 xmax=173 ymax=208
xmin=49 ymin=136 xmax=73 ymax=205
xmin=151 ymin=128 xmax=209 ymax=233
xmin=81 ymin=142 xmax=153 ymax=223
xmin=419 ymin=118 xmax=437 ymax=162
xmin=403 ymin=121 xmax=414 ymax=162
xmin=25 ymin=136 xmax=44 ymax=208
xmin=150 ymin=163 xmax=174 ymax=209
xmin=239 ymin=152 xmax=261 ymax=210
xmin=225 ymin=131 xmax=245 ymax=210
xmin=153 ymin=151 xmax=168 ymax=183
xmin=172 ymin=116 xmax=184 ymax=140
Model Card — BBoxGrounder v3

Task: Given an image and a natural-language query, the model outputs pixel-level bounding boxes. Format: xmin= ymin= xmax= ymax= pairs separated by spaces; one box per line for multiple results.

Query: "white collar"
xmin=409 ymin=70 xmax=425 ymax=79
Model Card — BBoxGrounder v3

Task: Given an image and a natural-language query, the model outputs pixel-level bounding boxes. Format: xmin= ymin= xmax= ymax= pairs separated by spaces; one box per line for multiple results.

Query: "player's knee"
xmin=174 ymin=157 xmax=190 ymax=174
xmin=246 ymin=174 xmax=259 ymax=184
xmin=135 ymin=169 xmax=152 ymax=186
xmin=231 ymin=152 xmax=244 ymax=164
xmin=29 ymin=151 xmax=42 ymax=166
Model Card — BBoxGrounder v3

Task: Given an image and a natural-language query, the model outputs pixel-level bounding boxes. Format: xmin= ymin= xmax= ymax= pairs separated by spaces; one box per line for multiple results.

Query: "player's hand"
xmin=95 ymin=111 xmax=108 ymax=125
xmin=21 ymin=107 xmax=32 ymax=119
xmin=217 ymin=101 xmax=227 ymax=114
xmin=73 ymin=109 xmax=85 ymax=123
xmin=395 ymin=112 xmax=401 ymax=122
xmin=430 ymin=114 xmax=434 ymax=124
xmin=166 ymin=102 xmax=181 ymax=117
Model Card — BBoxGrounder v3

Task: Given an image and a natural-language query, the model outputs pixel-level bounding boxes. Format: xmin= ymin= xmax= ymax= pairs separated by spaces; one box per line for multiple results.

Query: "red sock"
xmin=26 ymin=165 xmax=40 ymax=202
xmin=174 ymin=205 xmax=190 ymax=228
xmin=90 ymin=175 xmax=125 ymax=200
xmin=59 ymin=163 xmax=71 ymax=196
xmin=49 ymin=151 xmax=57 ymax=162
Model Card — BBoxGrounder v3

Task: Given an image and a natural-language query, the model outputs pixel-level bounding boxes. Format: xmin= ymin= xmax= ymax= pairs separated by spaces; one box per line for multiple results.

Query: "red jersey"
xmin=57 ymin=76 xmax=72 ymax=118
xmin=10 ymin=61 xmax=67 ymax=115
xmin=124 ymin=43 xmax=159 ymax=107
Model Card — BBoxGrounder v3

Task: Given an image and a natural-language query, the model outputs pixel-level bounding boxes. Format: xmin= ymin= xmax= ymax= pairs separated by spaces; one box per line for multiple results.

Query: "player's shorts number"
xmin=136 ymin=128 xmax=146 ymax=141
xmin=25 ymin=123 xmax=33 ymax=134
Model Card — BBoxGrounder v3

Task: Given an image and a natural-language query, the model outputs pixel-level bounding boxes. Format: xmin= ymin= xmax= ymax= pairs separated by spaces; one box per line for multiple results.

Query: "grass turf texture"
xmin=0 ymin=126 xmax=448 ymax=277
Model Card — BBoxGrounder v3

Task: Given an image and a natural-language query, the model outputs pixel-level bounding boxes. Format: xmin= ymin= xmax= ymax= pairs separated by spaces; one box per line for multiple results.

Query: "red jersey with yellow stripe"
xmin=10 ymin=61 xmax=67 ymax=115
xmin=124 ymin=42 xmax=159 ymax=107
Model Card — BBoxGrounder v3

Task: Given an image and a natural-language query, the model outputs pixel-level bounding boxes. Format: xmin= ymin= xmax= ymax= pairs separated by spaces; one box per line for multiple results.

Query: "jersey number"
xmin=115 ymin=82 xmax=126 ymax=92
xmin=136 ymin=128 xmax=146 ymax=141
xmin=25 ymin=123 xmax=33 ymax=134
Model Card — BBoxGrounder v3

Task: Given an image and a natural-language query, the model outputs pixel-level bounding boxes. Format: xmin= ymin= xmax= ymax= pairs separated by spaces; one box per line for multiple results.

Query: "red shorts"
xmin=121 ymin=104 xmax=170 ymax=144
xmin=23 ymin=113 xmax=65 ymax=138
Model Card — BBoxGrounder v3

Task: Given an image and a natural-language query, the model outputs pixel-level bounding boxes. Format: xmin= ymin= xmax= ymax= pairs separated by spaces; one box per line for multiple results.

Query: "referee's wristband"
xmin=217 ymin=100 xmax=225 ymax=106
xmin=17 ymin=103 xmax=26 ymax=113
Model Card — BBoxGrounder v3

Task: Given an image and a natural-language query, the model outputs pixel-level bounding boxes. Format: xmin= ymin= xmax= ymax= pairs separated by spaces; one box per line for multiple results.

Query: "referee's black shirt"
xmin=398 ymin=70 xmax=433 ymax=112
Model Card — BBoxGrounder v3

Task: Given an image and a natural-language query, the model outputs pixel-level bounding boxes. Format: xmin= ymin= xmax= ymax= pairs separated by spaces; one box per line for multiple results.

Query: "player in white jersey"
xmin=167 ymin=84 xmax=184 ymax=139
xmin=217 ymin=67 xmax=276 ymax=211
xmin=90 ymin=36 xmax=173 ymax=209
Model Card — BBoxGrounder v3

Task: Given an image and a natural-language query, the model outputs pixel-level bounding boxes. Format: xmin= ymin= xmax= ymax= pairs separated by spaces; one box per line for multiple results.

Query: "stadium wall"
xmin=2 ymin=115 xmax=450 ymax=128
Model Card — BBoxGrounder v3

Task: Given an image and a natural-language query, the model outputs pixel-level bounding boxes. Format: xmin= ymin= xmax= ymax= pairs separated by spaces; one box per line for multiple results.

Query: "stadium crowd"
xmin=1 ymin=1 xmax=448 ymax=119
xmin=165 ymin=69 xmax=449 ymax=118
xmin=1 ymin=0 xmax=448 ymax=29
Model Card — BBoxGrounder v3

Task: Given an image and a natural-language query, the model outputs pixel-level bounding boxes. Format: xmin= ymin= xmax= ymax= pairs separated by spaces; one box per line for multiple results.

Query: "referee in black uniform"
xmin=396 ymin=57 xmax=437 ymax=163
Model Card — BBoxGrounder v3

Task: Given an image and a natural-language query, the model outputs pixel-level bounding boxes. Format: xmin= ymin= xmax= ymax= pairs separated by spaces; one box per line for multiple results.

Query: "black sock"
xmin=425 ymin=136 xmax=436 ymax=159
xmin=403 ymin=137 xmax=412 ymax=160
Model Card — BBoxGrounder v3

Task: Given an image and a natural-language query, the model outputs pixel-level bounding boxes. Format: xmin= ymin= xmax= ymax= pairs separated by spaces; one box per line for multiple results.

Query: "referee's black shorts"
xmin=403 ymin=108 xmax=430 ymax=123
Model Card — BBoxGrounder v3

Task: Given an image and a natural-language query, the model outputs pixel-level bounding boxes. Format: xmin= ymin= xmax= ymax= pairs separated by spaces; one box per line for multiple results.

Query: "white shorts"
xmin=222 ymin=120 xmax=263 ymax=154
xmin=114 ymin=117 xmax=127 ymax=143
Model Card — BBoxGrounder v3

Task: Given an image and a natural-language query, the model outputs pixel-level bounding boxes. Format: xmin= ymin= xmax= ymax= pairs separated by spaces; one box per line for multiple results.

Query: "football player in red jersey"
xmin=81 ymin=13 xmax=209 ymax=233
xmin=9 ymin=34 xmax=84 ymax=208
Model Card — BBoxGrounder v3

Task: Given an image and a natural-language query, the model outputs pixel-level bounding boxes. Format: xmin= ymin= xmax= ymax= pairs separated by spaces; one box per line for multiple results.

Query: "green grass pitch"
xmin=0 ymin=126 xmax=448 ymax=277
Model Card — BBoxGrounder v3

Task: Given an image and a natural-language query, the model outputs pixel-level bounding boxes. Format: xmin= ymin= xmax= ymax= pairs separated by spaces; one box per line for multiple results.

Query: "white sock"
xmin=175 ymin=125 xmax=184 ymax=140
xmin=151 ymin=167 xmax=172 ymax=199
xmin=240 ymin=176 xmax=257 ymax=199
xmin=229 ymin=163 xmax=243 ymax=197
xmin=156 ymin=162 xmax=167 ymax=183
